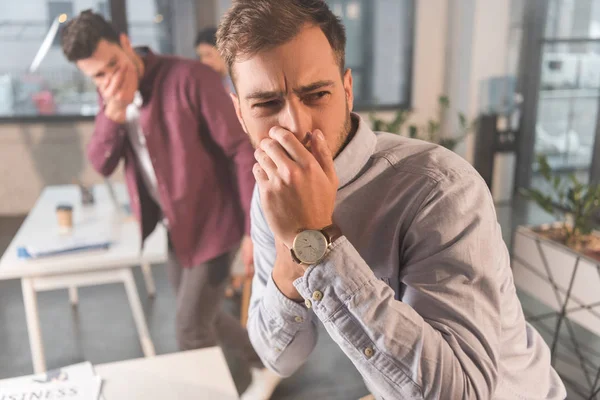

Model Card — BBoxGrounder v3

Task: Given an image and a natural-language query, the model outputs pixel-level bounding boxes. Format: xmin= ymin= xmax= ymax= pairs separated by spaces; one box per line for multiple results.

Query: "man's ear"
xmin=343 ymin=68 xmax=354 ymax=112
xmin=230 ymin=92 xmax=248 ymax=134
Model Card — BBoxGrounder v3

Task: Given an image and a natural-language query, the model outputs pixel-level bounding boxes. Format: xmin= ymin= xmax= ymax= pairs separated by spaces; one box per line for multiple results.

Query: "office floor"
xmin=0 ymin=198 xmax=597 ymax=399
xmin=0 ymin=216 xmax=368 ymax=399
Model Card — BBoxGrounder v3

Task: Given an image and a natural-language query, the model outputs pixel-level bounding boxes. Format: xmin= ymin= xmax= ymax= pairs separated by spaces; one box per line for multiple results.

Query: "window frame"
xmin=1 ymin=0 xmax=414 ymax=123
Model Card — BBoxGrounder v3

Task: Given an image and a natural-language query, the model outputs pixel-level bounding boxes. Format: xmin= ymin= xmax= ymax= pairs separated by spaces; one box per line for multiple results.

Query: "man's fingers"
xmin=268 ymin=126 xmax=312 ymax=165
xmin=103 ymin=65 xmax=128 ymax=100
xmin=259 ymin=138 xmax=295 ymax=172
xmin=254 ymin=148 xmax=277 ymax=180
xmin=311 ymin=129 xmax=337 ymax=183
xmin=252 ymin=163 xmax=268 ymax=184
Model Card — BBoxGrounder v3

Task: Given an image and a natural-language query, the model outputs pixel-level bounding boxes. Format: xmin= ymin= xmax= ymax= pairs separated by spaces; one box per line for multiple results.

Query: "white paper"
xmin=21 ymin=223 xmax=113 ymax=257
xmin=0 ymin=376 xmax=101 ymax=400
xmin=0 ymin=362 xmax=102 ymax=400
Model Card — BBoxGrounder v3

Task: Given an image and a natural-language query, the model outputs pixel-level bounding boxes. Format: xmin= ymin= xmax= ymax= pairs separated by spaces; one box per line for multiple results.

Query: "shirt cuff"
xmin=262 ymin=272 xmax=313 ymax=330
xmin=293 ymin=236 xmax=375 ymax=319
xmin=98 ymin=110 xmax=127 ymax=131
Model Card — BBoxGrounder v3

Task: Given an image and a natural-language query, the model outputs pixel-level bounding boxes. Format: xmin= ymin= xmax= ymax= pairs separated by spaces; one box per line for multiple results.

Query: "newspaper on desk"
xmin=0 ymin=362 xmax=102 ymax=400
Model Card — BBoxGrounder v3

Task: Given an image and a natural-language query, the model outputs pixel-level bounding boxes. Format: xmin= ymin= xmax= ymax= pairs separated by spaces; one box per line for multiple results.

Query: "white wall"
xmin=410 ymin=0 xmax=449 ymax=126
xmin=466 ymin=0 xmax=511 ymax=158
xmin=0 ymin=121 xmax=124 ymax=215
xmin=409 ymin=0 xmax=511 ymax=165
xmin=469 ymin=0 xmax=513 ymax=201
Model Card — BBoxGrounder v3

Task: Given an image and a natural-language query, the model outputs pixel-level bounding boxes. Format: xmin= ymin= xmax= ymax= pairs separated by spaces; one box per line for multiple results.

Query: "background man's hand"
xmin=240 ymin=235 xmax=254 ymax=277
xmin=101 ymin=63 xmax=138 ymax=123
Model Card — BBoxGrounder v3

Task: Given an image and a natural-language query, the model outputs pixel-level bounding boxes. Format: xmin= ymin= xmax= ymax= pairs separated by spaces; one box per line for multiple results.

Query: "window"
xmin=217 ymin=0 xmax=415 ymax=109
xmin=0 ymin=0 xmax=413 ymax=119
xmin=0 ymin=0 xmax=176 ymax=119
xmin=545 ymin=0 xmax=600 ymax=39
xmin=97 ymin=2 xmax=109 ymax=19
xmin=327 ymin=0 xmax=414 ymax=108
xmin=0 ymin=1 xmax=111 ymax=118
xmin=517 ymin=0 xmax=600 ymax=190
xmin=48 ymin=1 xmax=74 ymax=47
xmin=126 ymin=0 xmax=173 ymax=54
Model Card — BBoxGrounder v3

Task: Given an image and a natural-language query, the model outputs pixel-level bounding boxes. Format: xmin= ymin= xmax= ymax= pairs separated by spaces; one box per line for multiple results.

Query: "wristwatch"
xmin=290 ymin=224 xmax=343 ymax=265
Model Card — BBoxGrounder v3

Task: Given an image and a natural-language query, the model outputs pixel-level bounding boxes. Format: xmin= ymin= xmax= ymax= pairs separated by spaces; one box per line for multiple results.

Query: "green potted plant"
xmin=369 ymin=95 xmax=477 ymax=151
xmin=519 ymin=154 xmax=600 ymax=256
xmin=512 ymin=154 xmax=600 ymax=338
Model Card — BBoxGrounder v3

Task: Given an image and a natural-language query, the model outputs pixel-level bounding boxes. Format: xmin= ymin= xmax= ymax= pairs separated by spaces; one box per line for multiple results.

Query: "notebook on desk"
xmin=17 ymin=242 xmax=111 ymax=259
xmin=16 ymin=223 xmax=112 ymax=259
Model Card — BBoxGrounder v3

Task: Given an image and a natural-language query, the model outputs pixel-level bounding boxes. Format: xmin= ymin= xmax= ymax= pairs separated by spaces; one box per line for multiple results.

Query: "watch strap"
xmin=321 ymin=224 xmax=343 ymax=246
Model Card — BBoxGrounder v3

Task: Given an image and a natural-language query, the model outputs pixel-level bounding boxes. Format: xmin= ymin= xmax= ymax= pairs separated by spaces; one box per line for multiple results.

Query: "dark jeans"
xmin=167 ymin=243 xmax=262 ymax=368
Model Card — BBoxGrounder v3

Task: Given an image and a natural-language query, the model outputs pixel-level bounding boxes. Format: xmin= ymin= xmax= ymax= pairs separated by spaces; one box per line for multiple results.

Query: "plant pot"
xmin=511 ymin=224 xmax=600 ymax=337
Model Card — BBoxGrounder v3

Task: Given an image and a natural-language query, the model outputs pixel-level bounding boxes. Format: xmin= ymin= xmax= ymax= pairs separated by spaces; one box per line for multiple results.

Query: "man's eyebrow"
xmin=245 ymin=80 xmax=335 ymax=101
xmin=293 ymin=80 xmax=335 ymax=95
xmin=245 ymin=90 xmax=283 ymax=101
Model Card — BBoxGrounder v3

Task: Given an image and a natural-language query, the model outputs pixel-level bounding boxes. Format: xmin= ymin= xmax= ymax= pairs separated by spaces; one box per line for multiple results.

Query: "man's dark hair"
xmin=195 ymin=28 xmax=218 ymax=48
xmin=61 ymin=9 xmax=120 ymax=62
xmin=217 ymin=0 xmax=346 ymax=77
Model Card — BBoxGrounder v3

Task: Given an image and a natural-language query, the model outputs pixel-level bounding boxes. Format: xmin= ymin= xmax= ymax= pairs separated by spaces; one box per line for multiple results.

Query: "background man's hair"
xmin=195 ymin=27 xmax=218 ymax=48
xmin=217 ymin=0 xmax=346 ymax=77
xmin=61 ymin=10 xmax=120 ymax=62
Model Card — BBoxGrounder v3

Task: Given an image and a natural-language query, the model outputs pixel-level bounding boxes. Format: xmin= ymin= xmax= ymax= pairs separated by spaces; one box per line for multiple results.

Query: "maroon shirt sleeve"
xmin=87 ymin=94 xmax=128 ymax=177
xmin=190 ymin=65 xmax=256 ymax=234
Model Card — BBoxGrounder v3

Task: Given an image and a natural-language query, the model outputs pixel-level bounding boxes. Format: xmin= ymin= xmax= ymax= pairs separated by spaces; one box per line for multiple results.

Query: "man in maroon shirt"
xmin=60 ymin=11 xmax=281 ymax=398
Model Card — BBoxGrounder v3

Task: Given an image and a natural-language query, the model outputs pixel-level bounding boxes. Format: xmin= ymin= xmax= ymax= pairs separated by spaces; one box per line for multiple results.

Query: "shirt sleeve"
xmin=191 ymin=64 xmax=255 ymax=234
xmin=246 ymin=186 xmax=319 ymax=377
xmin=87 ymin=93 xmax=128 ymax=177
xmin=291 ymin=171 xmax=503 ymax=399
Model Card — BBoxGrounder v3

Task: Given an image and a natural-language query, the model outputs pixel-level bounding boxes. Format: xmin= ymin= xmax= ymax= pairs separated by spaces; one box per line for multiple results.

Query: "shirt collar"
xmin=135 ymin=47 xmax=160 ymax=102
xmin=334 ymin=113 xmax=378 ymax=189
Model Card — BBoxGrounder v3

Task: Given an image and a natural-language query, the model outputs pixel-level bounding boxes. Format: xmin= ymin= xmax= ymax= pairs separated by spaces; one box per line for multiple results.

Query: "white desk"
xmin=95 ymin=348 xmax=239 ymax=400
xmin=0 ymin=184 xmax=167 ymax=373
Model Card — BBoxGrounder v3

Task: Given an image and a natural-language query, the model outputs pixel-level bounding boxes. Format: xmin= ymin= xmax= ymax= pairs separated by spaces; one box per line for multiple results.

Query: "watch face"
xmin=293 ymin=230 xmax=328 ymax=264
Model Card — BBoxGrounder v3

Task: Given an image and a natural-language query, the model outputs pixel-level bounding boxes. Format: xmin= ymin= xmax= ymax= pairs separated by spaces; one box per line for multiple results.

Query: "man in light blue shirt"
xmin=218 ymin=0 xmax=566 ymax=398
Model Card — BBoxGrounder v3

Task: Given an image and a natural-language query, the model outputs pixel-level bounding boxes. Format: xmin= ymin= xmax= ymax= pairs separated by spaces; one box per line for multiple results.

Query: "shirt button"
xmin=364 ymin=347 xmax=374 ymax=358
xmin=312 ymin=291 xmax=323 ymax=301
xmin=304 ymin=299 xmax=312 ymax=309
xmin=104 ymin=150 xmax=111 ymax=159
xmin=294 ymin=316 xmax=304 ymax=323
xmin=274 ymin=347 xmax=281 ymax=353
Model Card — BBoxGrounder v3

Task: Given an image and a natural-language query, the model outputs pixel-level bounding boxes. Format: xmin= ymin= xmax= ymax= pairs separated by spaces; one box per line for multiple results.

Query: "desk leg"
xmin=140 ymin=263 xmax=156 ymax=298
xmin=69 ymin=287 xmax=79 ymax=306
xmin=21 ymin=278 xmax=46 ymax=373
xmin=121 ymin=269 xmax=156 ymax=357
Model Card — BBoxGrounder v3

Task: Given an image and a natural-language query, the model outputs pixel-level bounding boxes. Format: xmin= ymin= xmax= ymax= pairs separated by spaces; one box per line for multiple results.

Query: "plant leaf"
xmin=521 ymin=188 xmax=556 ymax=216
xmin=438 ymin=95 xmax=450 ymax=109
xmin=408 ymin=125 xmax=418 ymax=139
xmin=439 ymin=138 xmax=458 ymax=150
xmin=458 ymin=113 xmax=467 ymax=130
xmin=553 ymin=175 xmax=561 ymax=190
xmin=536 ymin=154 xmax=552 ymax=182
